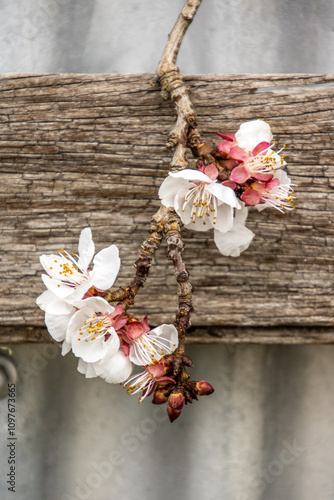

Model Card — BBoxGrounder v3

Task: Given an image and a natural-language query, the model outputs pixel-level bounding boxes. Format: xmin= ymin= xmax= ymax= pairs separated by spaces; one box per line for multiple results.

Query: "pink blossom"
xmin=124 ymin=362 xmax=175 ymax=404
xmin=241 ymin=170 xmax=296 ymax=213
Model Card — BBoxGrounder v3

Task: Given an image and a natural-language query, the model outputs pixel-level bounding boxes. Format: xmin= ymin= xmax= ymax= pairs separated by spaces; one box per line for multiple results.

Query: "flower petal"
xmin=95 ymin=350 xmax=133 ymax=384
xmin=241 ymin=188 xmax=262 ymax=206
xmin=206 ymin=183 xmax=240 ymax=208
xmin=92 ymin=244 xmax=120 ymax=290
xmin=252 ymin=141 xmax=270 ymax=156
xmin=36 ymin=290 xmax=73 ymax=315
xmin=129 ymin=324 xmax=178 ymax=366
xmin=61 ymin=340 xmax=72 ymax=356
xmin=77 ymin=358 xmax=99 ymax=378
xmin=158 ymin=176 xmax=184 ymax=207
xmin=216 ymin=132 xmax=236 ymax=142
xmin=229 ymin=145 xmax=249 ymax=162
xmin=204 ymin=164 xmax=219 ymax=180
xmin=169 ymin=169 xmax=212 ymax=183
xmin=235 ymin=119 xmax=273 ymax=151
xmin=230 ymin=165 xmax=250 ymax=184
xmin=214 ymin=224 xmax=254 ymax=257
xmin=71 ymin=326 xmax=119 ymax=363
xmin=77 ymin=228 xmax=95 ymax=270
xmin=45 ymin=310 xmax=74 ymax=342
xmin=41 ymin=273 xmax=73 ymax=299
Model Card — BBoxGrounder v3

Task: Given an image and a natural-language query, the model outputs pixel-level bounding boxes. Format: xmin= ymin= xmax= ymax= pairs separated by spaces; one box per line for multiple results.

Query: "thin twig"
xmin=103 ymin=206 xmax=168 ymax=310
xmin=156 ymin=0 xmax=202 ymax=170
xmin=164 ymin=208 xmax=193 ymax=355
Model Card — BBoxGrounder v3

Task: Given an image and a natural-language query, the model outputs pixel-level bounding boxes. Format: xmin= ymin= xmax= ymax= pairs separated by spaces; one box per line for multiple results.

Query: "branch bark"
xmin=156 ymin=0 xmax=202 ymax=169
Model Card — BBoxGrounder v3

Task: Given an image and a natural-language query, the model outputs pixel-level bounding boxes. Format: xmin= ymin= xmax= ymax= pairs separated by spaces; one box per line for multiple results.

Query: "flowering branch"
xmin=156 ymin=0 xmax=202 ymax=170
xmin=36 ymin=0 xmax=297 ymax=423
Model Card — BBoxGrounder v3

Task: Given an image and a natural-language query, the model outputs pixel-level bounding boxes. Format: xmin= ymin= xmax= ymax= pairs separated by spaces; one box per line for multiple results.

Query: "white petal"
xmin=36 ymin=290 xmax=73 ymax=315
xmin=169 ymin=169 xmax=212 ymax=183
xmin=235 ymin=119 xmax=273 ymax=151
xmin=234 ymin=202 xmax=250 ymax=225
xmin=63 ymin=276 xmax=95 ymax=302
xmin=129 ymin=324 xmax=178 ymax=366
xmin=206 ymin=183 xmax=240 ymax=208
xmin=153 ymin=324 xmax=178 ymax=346
xmin=45 ymin=311 xmax=73 ymax=342
xmin=213 ymin=204 xmax=234 ymax=233
xmin=95 ymin=350 xmax=133 ymax=384
xmin=77 ymin=358 xmax=99 ymax=378
xmin=273 ymin=168 xmax=291 ymax=185
xmin=92 ymin=245 xmax=120 ymax=290
xmin=72 ymin=327 xmax=120 ymax=363
xmin=40 ymin=254 xmax=68 ymax=278
xmin=158 ymin=175 xmax=184 ymax=207
xmin=61 ymin=340 xmax=72 ymax=356
xmin=184 ymin=216 xmax=212 ymax=232
xmin=214 ymin=224 xmax=254 ymax=257
xmin=41 ymin=274 xmax=73 ymax=299
xmin=71 ymin=296 xmax=115 ymax=314
xmin=77 ymin=228 xmax=95 ymax=270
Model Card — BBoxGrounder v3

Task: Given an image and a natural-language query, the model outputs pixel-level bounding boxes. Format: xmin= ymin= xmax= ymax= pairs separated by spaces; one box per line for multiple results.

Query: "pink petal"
xmin=218 ymin=141 xmax=233 ymax=154
xmin=265 ymin=177 xmax=280 ymax=190
xmin=252 ymin=141 xmax=269 ymax=156
xmin=120 ymin=343 xmax=130 ymax=356
xmin=252 ymin=173 xmax=274 ymax=182
xmin=204 ymin=164 xmax=219 ymax=180
xmin=126 ymin=321 xmax=147 ymax=340
xmin=109 ymin=304 xmax=124 ymax=318
xmin=241 ymin=188 xmax=262 ymax=206
xmin=222 ymin=180 xmax=237 ymax=190
xmin=223 ymin=159 xmax=239 ymax=171
xmin=197 ymin=161 xmax=205 ymax=173
xmin=147 ymin=363 xmax=165 ymax=378
xmin=230 ymin=165 xmax=250 ymax=184
xmin=229 ymin=146 xmax=249 ymax=162
xmin=140 ymin=315 xmax=150 ymax=333
xmin=113 ymin=315 xmax=129 ymax=330
xmin=216 ymin=132 xmax=236 ymax=142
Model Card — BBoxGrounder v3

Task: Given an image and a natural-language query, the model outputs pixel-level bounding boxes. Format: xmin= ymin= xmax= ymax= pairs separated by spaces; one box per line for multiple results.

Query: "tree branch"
xmin=156 ymin=0 xmax=202 ymax=170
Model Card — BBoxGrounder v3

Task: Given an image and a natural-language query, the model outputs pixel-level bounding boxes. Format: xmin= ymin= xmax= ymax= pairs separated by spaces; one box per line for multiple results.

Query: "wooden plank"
xmin=0 ymin=73 xmax=333 ymax=343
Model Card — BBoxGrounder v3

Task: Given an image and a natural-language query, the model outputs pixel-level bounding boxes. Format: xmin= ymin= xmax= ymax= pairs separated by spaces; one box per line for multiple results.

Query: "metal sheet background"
xmin=0 ymin=1 xmax=334 ymax=499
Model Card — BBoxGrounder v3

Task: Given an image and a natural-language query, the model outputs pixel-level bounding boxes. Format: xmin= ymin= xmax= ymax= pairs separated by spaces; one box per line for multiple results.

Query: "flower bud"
xmin=152 ymin=390 xmax=168 ymax=405
xmin=194 ymin=380 xmax=214 ymax=396
xmin=168 ymin=390 xmax=185 ymax=410
xmin=167 ymin=405 xmax=182 ymax=423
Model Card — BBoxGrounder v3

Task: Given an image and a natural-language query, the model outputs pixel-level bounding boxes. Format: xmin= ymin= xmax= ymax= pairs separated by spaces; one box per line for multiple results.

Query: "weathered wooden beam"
xmin=1 ymin=73 xmax=333 ymax=344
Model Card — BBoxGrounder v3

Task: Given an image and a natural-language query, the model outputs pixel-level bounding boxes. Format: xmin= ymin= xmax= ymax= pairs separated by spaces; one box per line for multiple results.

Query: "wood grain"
xmin=0 ymin=73 xmax=333 ymax=343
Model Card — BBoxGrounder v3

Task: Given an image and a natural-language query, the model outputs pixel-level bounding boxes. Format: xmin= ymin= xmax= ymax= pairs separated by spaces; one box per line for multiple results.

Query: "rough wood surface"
xmin=0 ymin=73 xmax=333 ymax=344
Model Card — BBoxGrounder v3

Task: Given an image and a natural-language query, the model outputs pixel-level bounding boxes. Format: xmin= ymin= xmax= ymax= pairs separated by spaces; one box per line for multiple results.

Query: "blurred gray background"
xmin=1 ymin=1 xmax=334 ymax=499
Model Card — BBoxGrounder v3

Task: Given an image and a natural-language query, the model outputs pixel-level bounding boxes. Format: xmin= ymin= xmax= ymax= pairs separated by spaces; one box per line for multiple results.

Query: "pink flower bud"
xmin=152 ymin=390 xmax=168 ymax=405
xmin=168 ymin=391 xmax=185 ymax=410
xmin=195 ymin=381 xmax=214 ymax=396
xmin=167 ymin=405 xmax=182 ymax=423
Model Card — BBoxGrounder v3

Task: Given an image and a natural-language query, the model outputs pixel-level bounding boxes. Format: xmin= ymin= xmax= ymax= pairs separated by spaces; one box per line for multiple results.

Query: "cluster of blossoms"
xmin=36 ymin=228 xmax=179 ymax=399
xmin=159 ymin=119 xmax=296 ymax=257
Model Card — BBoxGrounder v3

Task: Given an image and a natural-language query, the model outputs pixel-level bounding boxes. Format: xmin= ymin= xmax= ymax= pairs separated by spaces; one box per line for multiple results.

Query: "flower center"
xmin=182 ymin=182 xmax=218 ymax=226
xmin=246 ymin=144 xmax=286 ymax=176
xmin=123 ymin=369 xmax=154 ymax=404
xmin=131 ymin=333 xmax=177 ymax=365
xmin=53 ymin=249 xmax=89 ymax=288
xmin=262 ymin=183 xmax=296 ymax=213
xmin=76 ymin=314 xmax=112 ymax=343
